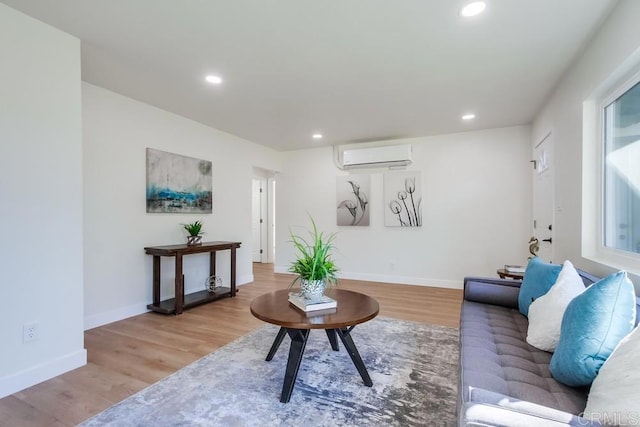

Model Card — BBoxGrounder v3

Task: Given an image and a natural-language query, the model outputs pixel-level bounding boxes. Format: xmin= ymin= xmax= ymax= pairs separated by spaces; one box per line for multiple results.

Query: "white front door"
xmin=532 ymin=133 xmax=555 ymax=262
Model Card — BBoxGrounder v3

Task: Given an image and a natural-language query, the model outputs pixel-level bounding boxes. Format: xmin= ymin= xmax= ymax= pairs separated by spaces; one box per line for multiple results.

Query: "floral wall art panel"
xmin=337 ymin=175 xmax=370 ymax=226
xmin=384 ymin=171 xmax=422 ymax=227
xmin=146 ymin=148 xmax=213 ymax=213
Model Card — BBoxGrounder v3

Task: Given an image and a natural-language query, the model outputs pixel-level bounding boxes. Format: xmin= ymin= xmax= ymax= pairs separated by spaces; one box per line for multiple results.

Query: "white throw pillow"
xmin=584 ymin=326 xmax=640 ymax=425
xmin=526 ymin=260 xmax=585 ymax=352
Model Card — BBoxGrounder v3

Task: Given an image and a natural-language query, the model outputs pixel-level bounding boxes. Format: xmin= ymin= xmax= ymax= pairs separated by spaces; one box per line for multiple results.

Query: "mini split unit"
xmin=341 ymin=144 xmax=412 ymax=170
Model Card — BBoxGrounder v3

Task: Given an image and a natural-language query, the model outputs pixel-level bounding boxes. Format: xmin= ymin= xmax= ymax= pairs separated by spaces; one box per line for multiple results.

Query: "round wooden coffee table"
xmin=250 ymin=288 xmax=379 ymax=403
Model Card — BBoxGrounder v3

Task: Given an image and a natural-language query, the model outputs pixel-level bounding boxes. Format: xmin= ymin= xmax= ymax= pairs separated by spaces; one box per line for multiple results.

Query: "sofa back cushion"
xmin=583 ymin=325 xmax=640 ymax=425
xmin=549 ymin=271 xmax=636 ymax=387
xmin=518 ymin=257 xmax=562 ymax=317
xmin=526 ymin=260 xmax=585 ymax=352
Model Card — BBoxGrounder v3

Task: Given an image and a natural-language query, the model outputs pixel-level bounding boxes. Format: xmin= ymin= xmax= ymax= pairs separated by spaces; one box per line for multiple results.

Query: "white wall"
xmin=0 ymin=4 xmax=86 ymax=398
xmin=275 ymin=126 xmax=532 ymax=288
xmin=532 ymin=0 xmax=640 ymax=288
xmin=82 ymin=83 xmax=282 ymax=329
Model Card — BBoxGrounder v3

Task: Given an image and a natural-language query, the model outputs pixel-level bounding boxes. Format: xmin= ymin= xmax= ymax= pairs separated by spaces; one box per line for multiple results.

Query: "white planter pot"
xmin=300 ymin=279 xmax=326 ymax=299
xmin=186 ymin=235 xmax=202 ymax=246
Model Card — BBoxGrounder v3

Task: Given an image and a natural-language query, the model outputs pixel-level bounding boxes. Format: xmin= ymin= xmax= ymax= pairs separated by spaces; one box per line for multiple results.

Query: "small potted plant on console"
xmin=183 ymin=220 xmax=204 ymax=246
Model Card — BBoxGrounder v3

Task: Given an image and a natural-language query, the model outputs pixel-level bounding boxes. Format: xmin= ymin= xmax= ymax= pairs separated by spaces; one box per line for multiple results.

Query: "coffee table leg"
xmin=325 ymin=329 xmax=339 ymax=351
xmin=336 ymin=327 xmax=373 ymax=387
xmin=266 ymin=327 xmax=287 ymax=361
xmin=281 ymin=328 xmax=309 ymax=403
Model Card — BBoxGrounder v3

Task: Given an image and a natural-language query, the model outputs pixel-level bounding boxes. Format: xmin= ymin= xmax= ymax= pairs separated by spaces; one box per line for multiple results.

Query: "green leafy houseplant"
xmin=182 ymin=220 xmax=204 ymax=246
xmin=183 ymin=220 xmax=203 ymax=236
xmin=288 ymin=217 xmax=339 ymax=290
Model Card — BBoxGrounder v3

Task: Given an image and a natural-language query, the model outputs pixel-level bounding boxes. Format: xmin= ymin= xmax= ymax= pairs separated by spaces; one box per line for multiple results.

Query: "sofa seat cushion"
xmin=460 ymin=301 xmax=588 ymax=415
xmin=461 ymin=389 xmax=599 ymax=427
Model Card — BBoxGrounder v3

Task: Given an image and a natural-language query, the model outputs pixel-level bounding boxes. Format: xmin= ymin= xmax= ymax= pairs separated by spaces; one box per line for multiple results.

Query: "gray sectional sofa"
xmin=457 ymin=272 xmax=640 ymax=426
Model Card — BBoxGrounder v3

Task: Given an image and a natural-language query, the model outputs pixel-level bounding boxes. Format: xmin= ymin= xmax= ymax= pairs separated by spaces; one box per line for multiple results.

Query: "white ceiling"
xmin=2 ymin=0 xmax=618 ymax=151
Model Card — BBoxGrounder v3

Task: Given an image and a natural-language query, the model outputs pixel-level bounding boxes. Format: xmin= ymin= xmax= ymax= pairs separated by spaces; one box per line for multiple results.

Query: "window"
xmin=602 ymin=80 xmax=640 ymax=255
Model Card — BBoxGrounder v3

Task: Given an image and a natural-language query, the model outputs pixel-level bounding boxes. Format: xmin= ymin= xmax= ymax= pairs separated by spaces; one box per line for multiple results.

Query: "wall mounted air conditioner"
xmin=342 ymin=144 xmax=412 ymax=169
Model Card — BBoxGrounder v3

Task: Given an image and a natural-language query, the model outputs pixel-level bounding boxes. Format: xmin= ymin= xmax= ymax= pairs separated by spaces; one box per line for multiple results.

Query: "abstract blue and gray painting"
xmin=146 ymin=148 xmax=212 ymax=213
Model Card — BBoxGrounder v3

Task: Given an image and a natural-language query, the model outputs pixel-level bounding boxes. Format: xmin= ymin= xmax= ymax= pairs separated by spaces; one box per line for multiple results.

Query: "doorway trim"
xmin=252 ymin=167 xmax=277 ymax=263
xmin=532 ymin=130 xmax=555 ymax=262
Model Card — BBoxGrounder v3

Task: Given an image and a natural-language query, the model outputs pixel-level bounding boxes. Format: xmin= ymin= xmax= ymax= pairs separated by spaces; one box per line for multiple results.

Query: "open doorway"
xmin=251 ymin=167 xmax=276 ymax=264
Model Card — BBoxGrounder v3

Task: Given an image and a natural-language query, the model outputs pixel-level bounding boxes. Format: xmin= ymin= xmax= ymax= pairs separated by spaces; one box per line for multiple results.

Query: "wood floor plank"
xmin=12 ymin=376 xmax=114 ymax=426
xmin=0 ymin=396 xmax=64 ymax=427
xmin=0 ymin=264 xmax=462 ymax=426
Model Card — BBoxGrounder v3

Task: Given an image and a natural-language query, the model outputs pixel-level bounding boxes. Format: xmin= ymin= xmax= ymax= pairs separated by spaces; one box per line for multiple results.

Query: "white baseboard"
xmin=84 ymin=274 xmax=254 ymax=331
xmin=338 ymin=271 xmax=462 ymax=289
xmin=0 ymin=349 xmax=87 ymax=399
xmin=84 ymin=302 xmax=150 ymax=331
xmin=237 ymin=274 xmax=253 ymax=287
xmin=273 ymin=265 xmax=463 ymax=290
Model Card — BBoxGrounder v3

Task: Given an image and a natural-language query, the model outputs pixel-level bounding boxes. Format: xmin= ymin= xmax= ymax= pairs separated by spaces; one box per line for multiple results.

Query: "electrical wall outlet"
xmin=23 ymin=322 xmax=39 ymax=343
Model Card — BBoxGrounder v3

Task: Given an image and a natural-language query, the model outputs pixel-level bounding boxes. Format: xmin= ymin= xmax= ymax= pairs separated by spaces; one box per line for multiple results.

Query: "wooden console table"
xmin=145 ymin=241 xmax=241 ymax=315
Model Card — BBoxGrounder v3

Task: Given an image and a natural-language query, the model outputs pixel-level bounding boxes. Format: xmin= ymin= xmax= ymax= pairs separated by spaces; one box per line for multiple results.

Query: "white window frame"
xmin=582 ymin=65 xmax=640 ymax=276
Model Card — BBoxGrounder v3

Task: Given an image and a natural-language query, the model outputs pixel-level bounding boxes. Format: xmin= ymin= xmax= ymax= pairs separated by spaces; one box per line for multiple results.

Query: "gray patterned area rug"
xmin=81 ymin=317 xmax=459 ymax=427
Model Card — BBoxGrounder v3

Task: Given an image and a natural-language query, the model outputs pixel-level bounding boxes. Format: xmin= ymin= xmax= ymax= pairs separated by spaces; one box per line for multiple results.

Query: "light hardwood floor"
xmin=0 ymin=264 xmax=462 ymax=426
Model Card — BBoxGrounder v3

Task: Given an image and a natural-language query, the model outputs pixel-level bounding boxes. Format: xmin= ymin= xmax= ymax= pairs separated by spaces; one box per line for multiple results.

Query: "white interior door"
xmin=251 ymin=178 xmax=267 ymax=262
xmin=533 ymin=133 xmax=555 ymax=262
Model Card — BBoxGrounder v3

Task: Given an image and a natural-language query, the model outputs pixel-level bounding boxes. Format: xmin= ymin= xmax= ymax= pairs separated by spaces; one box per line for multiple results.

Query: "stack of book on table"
xmin=504 ymin=264 xmax=526 ymax=273
xmin=288 ymin=292 xmax=337 ymax=312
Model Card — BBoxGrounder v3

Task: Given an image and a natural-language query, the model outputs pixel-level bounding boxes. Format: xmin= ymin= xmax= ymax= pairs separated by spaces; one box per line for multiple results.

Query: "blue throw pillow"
xmin=549 ymin=271 xmax=636 ymax=387
xmin=518 ymin=257 xmax=562 ymax=316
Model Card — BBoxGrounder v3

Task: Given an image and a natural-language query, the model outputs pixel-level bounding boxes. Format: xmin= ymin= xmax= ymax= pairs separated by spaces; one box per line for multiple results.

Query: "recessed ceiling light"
xmin=462 ymin=114 xmax=476 ymax=120
xmin=312 ymin=133 xmax=323 ymax=140
xmin=205 ymin=75 xmax=222 ymax=84
xmin=460 ymin=1 xmax=486 ymax=17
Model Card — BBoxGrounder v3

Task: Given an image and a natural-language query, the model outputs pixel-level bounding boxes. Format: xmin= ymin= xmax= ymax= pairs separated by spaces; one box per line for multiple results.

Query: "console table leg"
xmin=152 ymin=256 xmax=161 ymax=305
xmin=337 ymin=327 xmax=372 ymax=387
xmin=175 ymin=254 xmax=184 ymax=315
xmin=230 ymin=247 xmax=237 ymax=297
xmin=209 ymin=251 xmax=216 ymax=279
xmin=280 ymin=328 xmax=309 ymax=403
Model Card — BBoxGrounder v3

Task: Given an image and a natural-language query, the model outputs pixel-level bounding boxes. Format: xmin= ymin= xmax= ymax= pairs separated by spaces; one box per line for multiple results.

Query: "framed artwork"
xmin=146 ymin=148 xmax=212 ymax=213
xmin=384 ymin=171 xmax=422 ymax=227
xmin=536 ymin=148 xmax=549 ymax=174
xmin=337 ymin=175 xmax=370 ymax=226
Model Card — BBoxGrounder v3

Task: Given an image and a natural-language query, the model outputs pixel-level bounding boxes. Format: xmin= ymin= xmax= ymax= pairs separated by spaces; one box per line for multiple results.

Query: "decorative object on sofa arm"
xmin=288 ymin=216 xmax=338 ymax=299
xmin=528 ymin=236 xmax=539 ymax=257
xmin=504 ymin=264 xmax=526 ymax=273
xmin=549 ymin=271 xmax=636 ymax=387
xmin=182 ymin=220 xmax=204 ymax=246
xmin=526 ymin=260 xmax=586 ymax=352
xmin=496 ymin=268 xmax=524 ymax=280
xmin=517 ymin=256 xmax=562 ymax=316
